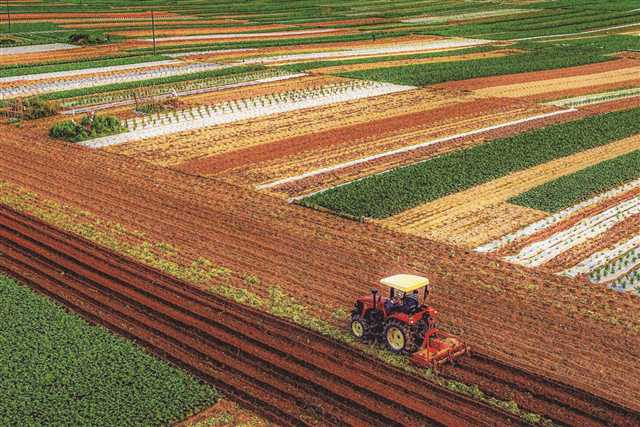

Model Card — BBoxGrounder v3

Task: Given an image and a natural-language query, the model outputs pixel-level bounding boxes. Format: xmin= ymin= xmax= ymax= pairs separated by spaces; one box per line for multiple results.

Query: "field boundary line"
xmin=513 ymin=22 xmax=640 ymax=41
xmin=258 ymin=108 xmax=576 ymax=192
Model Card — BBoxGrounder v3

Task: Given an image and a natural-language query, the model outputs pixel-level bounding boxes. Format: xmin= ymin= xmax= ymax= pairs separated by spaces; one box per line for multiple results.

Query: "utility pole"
xmin=5 ymin=0 xmax=11 ymax=33
xmin=151 ymin=9 xmax=157 ymax=56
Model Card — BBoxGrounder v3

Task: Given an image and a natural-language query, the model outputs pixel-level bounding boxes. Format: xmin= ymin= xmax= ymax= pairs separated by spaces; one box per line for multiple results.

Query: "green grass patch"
xmin=303 ymin=107 xmax=640 ymax=218
xmin=0 ymin=273 xmax=217 ymax=426
xmin=510 ymin=149 xmax=640 ymax=212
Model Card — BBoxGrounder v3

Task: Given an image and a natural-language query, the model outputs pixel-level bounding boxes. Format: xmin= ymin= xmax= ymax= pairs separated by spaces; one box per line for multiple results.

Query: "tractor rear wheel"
xmin=383 ymin=319 xmax=416 ymax=354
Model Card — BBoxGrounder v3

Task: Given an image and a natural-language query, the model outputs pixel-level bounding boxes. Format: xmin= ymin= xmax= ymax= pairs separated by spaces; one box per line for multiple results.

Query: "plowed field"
xmin=1 ymin=133 xmax=639 ymax=414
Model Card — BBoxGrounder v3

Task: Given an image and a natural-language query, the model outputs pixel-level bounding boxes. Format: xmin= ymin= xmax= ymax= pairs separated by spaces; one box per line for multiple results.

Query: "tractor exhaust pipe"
xmin=371 ymin=288 xmax=378 ymax=308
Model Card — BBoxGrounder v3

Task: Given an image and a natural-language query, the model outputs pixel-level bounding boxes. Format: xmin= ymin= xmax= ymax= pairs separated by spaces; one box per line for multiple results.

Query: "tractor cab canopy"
xmin=380 ymin=274 xmax=430 ymax=308
xmin=380 ymin=274 xmax=429 ymax=293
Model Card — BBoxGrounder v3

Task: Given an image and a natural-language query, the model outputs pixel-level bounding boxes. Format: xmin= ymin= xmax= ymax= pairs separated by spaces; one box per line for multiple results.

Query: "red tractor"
xmin=350 ymin=274 xmax=467 ymax=367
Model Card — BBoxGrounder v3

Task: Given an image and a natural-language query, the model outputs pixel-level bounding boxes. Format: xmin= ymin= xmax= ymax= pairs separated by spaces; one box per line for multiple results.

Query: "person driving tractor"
xmin=384 ymin=289 xmax=420 ymax=313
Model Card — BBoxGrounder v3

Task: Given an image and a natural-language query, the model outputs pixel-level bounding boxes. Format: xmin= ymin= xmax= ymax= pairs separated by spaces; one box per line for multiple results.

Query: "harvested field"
xmin=208 ymin=99 xmax=555 ymax=188
xmin=474 ymin=65 xmax=640 ymax=100
xmin=108 ymin=84 xmax=442 ymax=165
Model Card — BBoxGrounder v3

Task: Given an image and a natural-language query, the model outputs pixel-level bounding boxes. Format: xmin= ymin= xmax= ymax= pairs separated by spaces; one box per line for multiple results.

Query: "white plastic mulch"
xmin=0 ymin=43 xmax=80 ymax=56
xmin=80 ymin=80 xmax=414 ymax=149
xmin=0 ymin=62 xmax=228 ymax=99
xmin=547 ymin=87 xmax=640 ymax=108
xmin=141 ymin=28 xmax=338 ymax=42
xmin=563 ymin=236 xmax=640 ymax=279
xmin=504 ymin=196 xmax=640 ymax=268
xmin=401 ymin=9 xmax=530 ymax=24
xmin=475 ymin=178 xmax=640 ymax=253
xmin=0 ymin=60 xmax=180 ymax=84
xmin=240 ymin=38 xmax=491 ymax=65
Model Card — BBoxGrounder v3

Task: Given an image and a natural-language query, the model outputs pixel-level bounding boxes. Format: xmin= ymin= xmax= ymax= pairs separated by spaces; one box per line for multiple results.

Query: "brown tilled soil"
xmin=0 ymin=133 xmax=639 ymax=412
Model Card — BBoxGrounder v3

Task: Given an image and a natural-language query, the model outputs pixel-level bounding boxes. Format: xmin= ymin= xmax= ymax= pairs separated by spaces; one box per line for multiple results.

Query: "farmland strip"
xmin=0 ymin=205 xmax=525 ymax=427
xmin=259 ymin=109 xmax=573 ymax=191
xmin=302 ymin=107 xmax=640 ymax=219
xmin=477 ymin=178 xmax=640 ymax=253
xmin=82 ymin=80 xmax=413 ymax=149
xmin=504 ymin=196 xmax=640 ymax=268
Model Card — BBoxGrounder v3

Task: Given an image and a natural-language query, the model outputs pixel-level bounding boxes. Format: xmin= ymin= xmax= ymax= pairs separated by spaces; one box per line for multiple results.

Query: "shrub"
xmin=68 ymin=32 xmax=111 ymax=45
xmin=3 ymin=97 xmax=60 ymax=121
xmin=49 ymin=114 xmax=124 ymax=142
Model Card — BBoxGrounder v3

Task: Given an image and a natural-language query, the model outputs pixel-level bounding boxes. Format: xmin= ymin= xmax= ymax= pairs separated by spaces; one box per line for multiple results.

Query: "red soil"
xmin=436 ymin=58 xmax=640 ymax=91
xmin=524 ymin=78 xmax=640 ymax=102
xmin=0 ymin=134 xmax=639 ymax=414
xmin=0 ymin=205 xmax=525 ymax=427
xmin=178 ymin=97 xmax=512 ymax=175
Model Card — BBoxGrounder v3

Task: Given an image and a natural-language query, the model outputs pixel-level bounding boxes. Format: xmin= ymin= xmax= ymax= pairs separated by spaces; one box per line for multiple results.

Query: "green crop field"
xmin=510 ymin=150 xmax=640 ymax=212
xmin=0 ymin=273 xmax=217 ymax=426
xmin=303 ymin=107 xmax=640 ymax=218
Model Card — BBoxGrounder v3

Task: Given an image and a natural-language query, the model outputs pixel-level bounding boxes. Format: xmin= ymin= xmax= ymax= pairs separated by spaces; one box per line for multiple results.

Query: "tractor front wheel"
xmin=351 ymin=318 xmax=366 ymax=339
xmin=383 ymin=319 xmax=416 ymax=354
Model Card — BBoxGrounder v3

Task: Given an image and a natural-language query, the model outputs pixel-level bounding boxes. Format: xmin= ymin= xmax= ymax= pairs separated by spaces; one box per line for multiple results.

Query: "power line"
xmin=5 ymin=0 xmax=11 ymax=33
xmin=151 ymin=9 xmax=156 ymax=56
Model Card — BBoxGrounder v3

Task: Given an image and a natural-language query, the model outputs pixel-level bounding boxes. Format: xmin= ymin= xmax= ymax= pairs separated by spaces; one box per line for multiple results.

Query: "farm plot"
xmin=112 ymin=87 xmax=464 ymax=166
xmin=0 ymin=61 xmax=230 ymax=99
xmin=215 ymin=98 xmax=557 ymax=194
xmin=240 ymin=37 xmax=492 ymax=65
xmin=303 ymin=107 xmax=640 ymax=218
xmin=60 ymin=68 xmax=297 ymax=113
xmin=92 ymin=77 xmax=413 ymax=149
xmin=0 ymin=43 xmax=79 ymax=55
xmin=108 ymin=24 xmax=289 ymax=38
xmin=471 ymin=63 xmax=640 ymax=102
xmin=0 ymin=59 xmax=179 ymax=84
xmin=0 ymin=273 xmax=217 ymax=426
xmin=401 ymin=9 xmax=533 ymax=24
xmin=140 ymin=29 xmax=344 ymax=42
xmin=379 ymin=133 xmax=640 ymax=248
xmin=476 ymin=149 xmax=640 ymax=295
xmin=547 ymin=86 xmax=640 ymax=109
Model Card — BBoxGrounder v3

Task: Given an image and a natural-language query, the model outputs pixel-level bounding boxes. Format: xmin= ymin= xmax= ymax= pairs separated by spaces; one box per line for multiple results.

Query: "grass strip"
xmin=0 ymin=273 xmax=217 ymax=427
xmin=302 ymin=107 xmax=640 ymax=218
xmin=510 ymin=149 xmax=640 ymax=212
